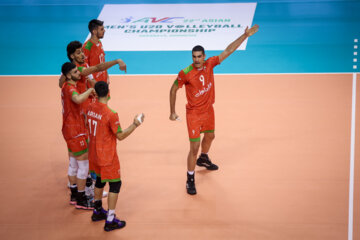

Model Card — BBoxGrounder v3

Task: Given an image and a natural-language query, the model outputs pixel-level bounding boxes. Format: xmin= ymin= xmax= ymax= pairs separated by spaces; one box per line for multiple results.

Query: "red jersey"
xmin=86 ymin=102 xmax=122 ymax=167
xmin=83 ymin=39 xmax=108 ymax=83
xmin=61 ymin=82 xmax=87 ymax=140
xmin=176 ymin=56 xmax=220 ymax=112
xmin=76 ymin=63 xmax=88 ymax=94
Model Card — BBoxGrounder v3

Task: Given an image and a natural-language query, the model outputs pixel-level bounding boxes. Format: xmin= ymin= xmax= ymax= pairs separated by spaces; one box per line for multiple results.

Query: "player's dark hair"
xmin=88 ymin=19 xmax=104 ymax=33
xmin=95 ymin=81 xmax=109 ymax=97
xmin=61 ymin=62 xmax=77 ymax=77
xmin=192 ymin=45 xmax=205 ymax=55
xmin=66 ymin=41 xmax=83 ymax=61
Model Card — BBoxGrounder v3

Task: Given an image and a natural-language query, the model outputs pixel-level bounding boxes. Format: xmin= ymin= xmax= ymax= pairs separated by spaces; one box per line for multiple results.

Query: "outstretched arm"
xmin=169 ymin=80 xmax=180 ymax=120
xmin=219 ymin=24 xmax=259 ymax=63
xmin=81 ymin=59 xmax=127 ymax=76
xmin=116 ymin=114 xmax=145 ymax=141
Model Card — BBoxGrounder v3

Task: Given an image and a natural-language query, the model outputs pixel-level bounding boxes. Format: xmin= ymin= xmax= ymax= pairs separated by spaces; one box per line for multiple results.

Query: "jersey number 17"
xmin=88 ymin=119 xmax=98 ymax=136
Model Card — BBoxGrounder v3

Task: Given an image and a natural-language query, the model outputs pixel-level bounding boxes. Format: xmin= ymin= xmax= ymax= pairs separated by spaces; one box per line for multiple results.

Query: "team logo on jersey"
xmin=192 ymin=130 xmax=195 ymax=135
xmin=195 ymin=82 xmax=212 ymax=98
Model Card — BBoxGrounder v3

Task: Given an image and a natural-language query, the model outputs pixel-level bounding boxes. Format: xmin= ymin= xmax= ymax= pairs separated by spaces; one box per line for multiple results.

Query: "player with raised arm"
xmin=169 ymin=25 xmax=259 ymax=195
xmin=59 ymin=41 xmax=127 ymax=199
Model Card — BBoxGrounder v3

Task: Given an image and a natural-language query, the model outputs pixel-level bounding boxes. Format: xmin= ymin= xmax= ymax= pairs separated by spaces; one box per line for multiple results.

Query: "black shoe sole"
xmin=92 ymin=216 xmax=107 ymax=222
xmin=186 ymin=185 xmax=197 ymax=195
xmin=196 ymin=162 xmax=219 ymax=170
xmin=187 ymin=190 xmax=197 ymax=195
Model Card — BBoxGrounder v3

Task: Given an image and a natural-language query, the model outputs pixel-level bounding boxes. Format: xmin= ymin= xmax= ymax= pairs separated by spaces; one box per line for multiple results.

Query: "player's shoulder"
xmin=62 ymin=83 xmax=77 ymax=95
xmin=181 ymin=64 xmax=195 ymax=75
xmin=106 ymin=106 xmax=118 ymax=114
xmin=104 ymin=106 xmax=119 ymax=121
xmin=205 ymin=56 xmax=220 ymax=67
xmin=206 ymin=56 xmax=219 ymax=62
xmin=77 ymin=63 xmax=87 ymax=72
xmin=83 ymin=40 xmax=94 ymax=51
xmin=63 ymin=82 xmax=74 ymax=90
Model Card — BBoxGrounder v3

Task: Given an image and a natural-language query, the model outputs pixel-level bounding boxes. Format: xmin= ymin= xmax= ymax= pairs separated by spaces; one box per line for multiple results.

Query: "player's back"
xmin=87 ymin=101 xmax=120 ymax=166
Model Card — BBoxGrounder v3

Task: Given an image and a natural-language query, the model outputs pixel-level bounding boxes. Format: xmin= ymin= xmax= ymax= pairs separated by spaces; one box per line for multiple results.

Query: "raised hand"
xmin=245 ymin=24 xmax=259 ymax=37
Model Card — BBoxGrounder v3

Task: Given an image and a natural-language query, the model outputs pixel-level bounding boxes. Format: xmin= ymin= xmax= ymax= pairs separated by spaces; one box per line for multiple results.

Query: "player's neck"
xmin=195 ymin=66 xmax=204 ymax=70
xmin=98 ymin=97 xmax=108 ymax=105
xmin=72 ymin=60 xmax=82 ymax=66
xmin=67 ymin=79 xmax=76 ymax=85
xmin=90 ymin=35 xmax=100 ymax=44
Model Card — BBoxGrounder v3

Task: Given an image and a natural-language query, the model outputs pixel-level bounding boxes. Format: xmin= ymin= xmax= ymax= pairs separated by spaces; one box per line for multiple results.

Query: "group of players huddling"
xmin=60 ymin=18 xmax=258 ymax=232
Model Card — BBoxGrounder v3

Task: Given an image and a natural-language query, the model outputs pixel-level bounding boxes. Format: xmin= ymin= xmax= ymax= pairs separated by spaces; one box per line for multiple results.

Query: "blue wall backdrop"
xmin=0 ymin=0 xmax=359 ymax=75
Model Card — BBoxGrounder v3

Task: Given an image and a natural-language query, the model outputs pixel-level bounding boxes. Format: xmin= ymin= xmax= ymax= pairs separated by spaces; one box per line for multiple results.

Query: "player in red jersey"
xmin=58 ymin=40 xmax=126 ymax=92
xmin=86 ymin=81 xmax=144 ymax=231
xmin=59 ymin=40 xmax=127 ymax=199
xmin=83 ymin=19 xmax=108 ymax=83
xmin=61 ymin=62 xmax=95 ymax=209
xmin=63 ymin=40 xmax=127 ymax=111
xmin=169 ymin=25 xmax=259 ymax=195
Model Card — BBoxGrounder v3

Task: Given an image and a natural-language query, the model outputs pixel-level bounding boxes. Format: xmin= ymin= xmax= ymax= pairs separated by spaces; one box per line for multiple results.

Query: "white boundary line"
xmin=0 ymin=72 xmax=355 ymax=77
xmin=348 ymin=72 xmax=357 ymax=240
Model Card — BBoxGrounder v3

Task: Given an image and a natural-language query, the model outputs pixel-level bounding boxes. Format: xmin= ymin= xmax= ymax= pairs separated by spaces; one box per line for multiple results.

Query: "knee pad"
xmin=77 ymin=160 xmax=89 ymax=179
xmin=68 ymin=156 xmax=78 ymax=176
xmin=109 ymin=181 xmax=122 ymax=193
xmin=95 ymin=176 xmax=106 ymax=189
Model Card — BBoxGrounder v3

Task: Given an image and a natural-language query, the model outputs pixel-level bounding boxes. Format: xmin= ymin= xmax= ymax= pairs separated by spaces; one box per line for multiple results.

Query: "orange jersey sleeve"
xmin=176 ymin=69 xmax=187 ymax=88
xmin=206 ymin=56 xmax=220 ymax=69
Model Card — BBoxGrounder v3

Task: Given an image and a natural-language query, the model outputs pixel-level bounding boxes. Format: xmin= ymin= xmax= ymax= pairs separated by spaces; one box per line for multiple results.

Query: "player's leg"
xmin=68 ymin=152 xmax=78 ymax=205
xmin=74 ymin=151 xmax=94 ymax=210
xmin=201 ymin=131 xmax=215 ymax=153
xmin=197 ymin=107 xmax=218 ymax=170
xmin=186 ymin=141 xmax=200 ymax=195
xmin=91 ymin=174 xmax=108 ymax=222
xmin=89 ymin=155 xmax=108 ymax=199
xmin=104 ymin=180 xmax=125 ymax=231
xmin=186 ymin=112 xmax=201 ymax=195
xmin=101 ymin=158 xmax=126 ymax=231
xmin=67 ymin=136 xmax=93 ymax=210
xmin=188 ymin=141 xmax=201 ymax=171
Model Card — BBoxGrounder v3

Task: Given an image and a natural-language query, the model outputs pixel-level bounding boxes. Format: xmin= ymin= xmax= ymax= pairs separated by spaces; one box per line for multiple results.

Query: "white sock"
xmin=107 ymin=209 xmax=116 ymax=222
xmin=187 ymin=171 xmax=194 ymax=175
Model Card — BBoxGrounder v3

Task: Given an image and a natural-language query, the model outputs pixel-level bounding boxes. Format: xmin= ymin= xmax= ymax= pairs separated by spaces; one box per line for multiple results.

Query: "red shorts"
xmin=66 ymin=135 xmax=88 ymax=156
xmin=90 ymin=154 xmax=120 ymax=182
xmin=186 ymin=106 xmax=215 ymax=142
